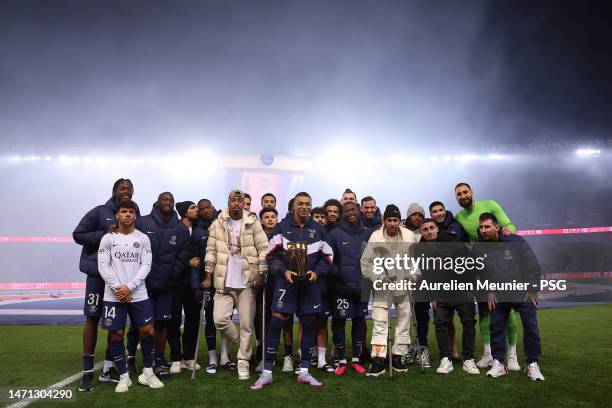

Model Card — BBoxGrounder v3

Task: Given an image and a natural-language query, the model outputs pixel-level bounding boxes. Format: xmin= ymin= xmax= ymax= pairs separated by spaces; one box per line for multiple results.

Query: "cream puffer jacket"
xmin=364 ymin=225 xmax=419 ymax=301
xmin=204 ymin=209 xmax=269 ymax=293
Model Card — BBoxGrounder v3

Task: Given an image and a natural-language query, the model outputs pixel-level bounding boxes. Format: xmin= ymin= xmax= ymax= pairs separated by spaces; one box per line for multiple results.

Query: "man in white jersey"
xmin=98 ymin=199 xmax=164 ymax=393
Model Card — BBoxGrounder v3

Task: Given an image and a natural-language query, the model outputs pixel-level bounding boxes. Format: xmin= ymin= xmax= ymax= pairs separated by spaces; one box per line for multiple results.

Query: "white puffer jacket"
xmin=204 ymin=209 xmax=269 ymax=293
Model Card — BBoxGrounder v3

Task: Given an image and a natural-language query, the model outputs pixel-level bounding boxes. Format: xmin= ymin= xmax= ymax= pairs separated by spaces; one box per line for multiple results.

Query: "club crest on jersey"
xmin=89 ymin=305 xmax=97 ymax=313
xmin=504 ymin=249 xmax=513 ymax=260
xmin=104 ymin=318 xmax=112 ymax=327
xmin=133 ymin=241 xmax=140 ymax=248
xmin=339 ymin=309 xmax=347 ymax=317
xmin=169 ymin=235 xmax=177 ymax=245
xmin=276 ymin=300 xmax=284 ymax=309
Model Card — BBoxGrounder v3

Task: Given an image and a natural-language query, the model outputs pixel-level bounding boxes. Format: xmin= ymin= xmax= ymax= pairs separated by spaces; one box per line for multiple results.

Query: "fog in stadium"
xmin=1 ymin=2 xmax=611 ymax=284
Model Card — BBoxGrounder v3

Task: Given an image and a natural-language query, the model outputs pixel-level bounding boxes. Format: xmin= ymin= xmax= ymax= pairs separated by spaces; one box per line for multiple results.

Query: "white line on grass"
xmin=7 ymin=361 xmax=104 ymax=408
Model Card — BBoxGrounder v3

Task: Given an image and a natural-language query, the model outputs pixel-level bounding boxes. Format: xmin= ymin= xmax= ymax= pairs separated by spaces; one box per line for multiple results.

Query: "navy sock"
xmin=284 ymin=344 xmax=292 ymax=357
xmin=155 ymin=351 xmax=165 ymax=361
xmin=141 ymin=335 xmax=155 ymax=369
xmin=105 ymin=347 xmax=113 ymax=362
xmin=299 ymin=314 xmax=316 ymax=369
xmin=332 ymin=318 xmax=347 ymax=361
xmin=351 ymin=317 xmax=365 ymax=360
xmin=110 ymin=340 xmax=127 ymax=375
xmin=264 ymin=316 xmax=287 ymax=371
xmin=83 ymin=354 xmax=94 ymax=372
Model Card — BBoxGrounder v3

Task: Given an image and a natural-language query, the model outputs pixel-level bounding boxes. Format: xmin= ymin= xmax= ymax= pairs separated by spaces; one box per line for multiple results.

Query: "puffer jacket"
xmin=326 ymin=218 xmax=374 ymax=300
xmin=437 ymin=210 xmax=468 ymax=242
xmin=137 ymin=206 xmax=190 ymax=294
xmin=363 ymin=225 xmax=418 ymax=300
xmin=73 ymin=197 xmax=138 ymax=278
xmin=472 ymin=233 xmax=541 ymax=301
xmin=204 ymin=209 xmax=269 ymax=293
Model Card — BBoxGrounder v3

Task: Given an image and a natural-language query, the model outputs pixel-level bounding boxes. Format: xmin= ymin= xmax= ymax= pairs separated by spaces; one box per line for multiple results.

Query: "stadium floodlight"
xmin=575 ymin=148 xmax=600 ymax=157
xmin=488 ymin=153 xmax=504 ymax=160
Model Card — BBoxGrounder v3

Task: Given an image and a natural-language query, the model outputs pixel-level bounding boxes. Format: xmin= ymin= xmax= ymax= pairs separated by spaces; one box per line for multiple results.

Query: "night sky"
xmin=1 ymin=0 xmax=611 ymax=155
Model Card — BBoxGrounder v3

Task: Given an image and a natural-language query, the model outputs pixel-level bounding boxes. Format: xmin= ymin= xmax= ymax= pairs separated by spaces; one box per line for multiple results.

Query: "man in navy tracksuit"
xmin=126 ymin=192 xmax=190 ymax=380
xmin=326 ymin=201 xmax=374 ymax=376
xmin=167 ymin=201 xmax=202 ymax=374
xmin=251 ymin=192 xmax=333 ymax=390
xmin=189 ymin=198 xmax=222 ymax=373
xmin=473 ymin=212 xmax=545 ymax=381
xmin=73 ymin=178 xmax=134 ymax=391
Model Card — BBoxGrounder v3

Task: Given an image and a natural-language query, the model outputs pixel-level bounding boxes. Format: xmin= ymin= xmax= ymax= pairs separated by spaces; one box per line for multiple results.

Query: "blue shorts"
xmin=150 ymin=291 xmax=173 ymax=321
xmin=331 ymin=295 xmax=368 ymax=320
xmin=272 ymin=278 xmax=322 ymax=316
xmin=101 ymin=299 xmax=154 ymax=330
xmin=83 ymin=275 xmax=105 ymax=318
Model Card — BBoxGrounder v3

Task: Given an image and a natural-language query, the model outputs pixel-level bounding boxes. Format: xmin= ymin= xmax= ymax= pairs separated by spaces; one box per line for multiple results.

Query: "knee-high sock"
xmin=299 ymin=314 xmax=316 ymax=369
xmin=140 ymin=335 xmax=155 ymax=369
xmin=110 ymin=339 xmax=127 ymax=375
xmin=479 ymin=313 xmax=491 ymax=344
xmin=264 ymin=316 xmax=288 ymax=371
xmin=351 ymin=317 xmax=365 ymax=360
xmin=332 ymin=318 xmax=347 ymax=361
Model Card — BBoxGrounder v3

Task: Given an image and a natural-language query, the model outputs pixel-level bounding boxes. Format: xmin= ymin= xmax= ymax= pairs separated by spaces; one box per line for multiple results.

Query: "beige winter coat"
xmin=204 ymin=209 xmax=269 ymax=293
xmin=364 ymin=225 xmax=419 ymax=300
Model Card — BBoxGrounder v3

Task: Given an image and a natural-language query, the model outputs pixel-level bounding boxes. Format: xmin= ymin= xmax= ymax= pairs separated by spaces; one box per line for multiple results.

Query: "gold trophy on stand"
xmin=287 ymin=241 xmax=308 ymax=283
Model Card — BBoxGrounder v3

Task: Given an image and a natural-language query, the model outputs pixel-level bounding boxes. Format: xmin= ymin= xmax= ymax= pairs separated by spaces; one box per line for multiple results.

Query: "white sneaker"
xmin=237 ymin=359 xmax=250 ymax=380
xmin=527 ymin=362 xmax=545 ymax=381
xmin=115 ymin=374 xmax=131 ymax=393
xmin=507 ymin=354 xmax=521 ymax=371
xmin=476 ymin=353 xmax=493 ymax=368
xmin=486 ymin=360 xmax=507 ymax=378
xmin=436 ymin=357 xmax=454 ymax=374
xmin=169 ymin=361 xmax=181 ymax=374
xmin=462 ymin=359 xmax=480 ymax=375
xmin=282 ymin=356 xmax=294 ymax=372
xmin=180 ymin=360 xmax=201 ymax=371
xmin=138 ymin=371 xmax=164 ymax=389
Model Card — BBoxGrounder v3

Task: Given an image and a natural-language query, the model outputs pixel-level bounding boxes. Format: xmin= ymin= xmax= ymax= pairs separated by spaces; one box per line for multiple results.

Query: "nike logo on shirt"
xmin=163 ymin=314 xmax=170 ymax=319
xmin=144 ymin=317 xmax=152 ymax=322
xmin=106 ymin=217 xmax=114 ymax=221
xmin=147 ymin=231 xmax=156 ymax=234
xmin=313 ymin=304 xmax=320 ymax=309
xmin=342 ymin=242 xmax=349 ymax=245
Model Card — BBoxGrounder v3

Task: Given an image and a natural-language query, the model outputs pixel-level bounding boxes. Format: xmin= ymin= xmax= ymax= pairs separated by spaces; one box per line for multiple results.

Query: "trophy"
xmin=287 ymin=241 xmax=308 ymax=283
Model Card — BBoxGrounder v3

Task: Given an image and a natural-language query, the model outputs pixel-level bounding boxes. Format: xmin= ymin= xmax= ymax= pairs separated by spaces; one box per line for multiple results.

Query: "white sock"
xmin=220 ymin=338 xmax=229 ymax=364
xmin=299 ymin=367 xmax=308 ymax=375
xmin=351 ymin=357 xmax=360 ymax=363
xmin=484 ymin=343 xmax=491 ymax=355
xmin=263 ymin=369 xmax=273 ymax=376
xmin=143 ymin=367 xmax=153 ymax=375
xmin=209 ymin=350 xmax=217 ymax=365
xmin=339 ymin=358 xmax=347 ymax=365
xmin=508 ymin=344 xmax=517 ymax=357
xmin=120 ymin=372 xmax=129 ymax=379
xmin=317 ymin=347 xmax=326 ymax=367
xmin=103 ymin=360 xmax=114 ymax=373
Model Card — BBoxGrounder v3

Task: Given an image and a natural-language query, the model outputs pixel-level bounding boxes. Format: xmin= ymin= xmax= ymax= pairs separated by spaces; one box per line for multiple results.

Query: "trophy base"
xmin=294 ymin=274 xmax=309 ymax=283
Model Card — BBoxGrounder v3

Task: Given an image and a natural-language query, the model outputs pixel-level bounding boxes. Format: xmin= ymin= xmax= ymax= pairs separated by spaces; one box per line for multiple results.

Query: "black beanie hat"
xmin=176 ymin=201 xmax=195 ymax=218
xmin=383 ymin=204 xmax=401 ymax=220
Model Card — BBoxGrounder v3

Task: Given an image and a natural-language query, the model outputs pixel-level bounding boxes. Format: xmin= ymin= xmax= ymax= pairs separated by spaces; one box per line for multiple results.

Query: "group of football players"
xmin=73 ymin=179 xmax=545 ymax=394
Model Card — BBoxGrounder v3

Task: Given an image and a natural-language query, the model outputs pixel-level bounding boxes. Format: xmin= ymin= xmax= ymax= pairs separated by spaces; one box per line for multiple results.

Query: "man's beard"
xmin=459 ymin=198 xmax=473 ymax=208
